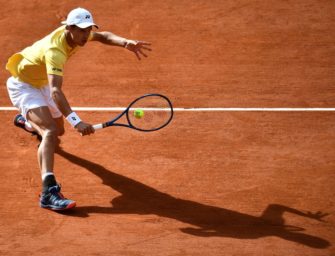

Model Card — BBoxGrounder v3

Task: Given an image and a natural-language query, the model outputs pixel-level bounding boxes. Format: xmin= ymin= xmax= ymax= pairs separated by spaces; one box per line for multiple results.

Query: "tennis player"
xmin=6 ymin=7 xmax=151 ymax=210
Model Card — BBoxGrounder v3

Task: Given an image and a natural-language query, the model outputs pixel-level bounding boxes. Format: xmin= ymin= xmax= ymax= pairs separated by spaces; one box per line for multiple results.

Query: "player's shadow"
xmin=56 ymin=149 xmax=330 ymax=248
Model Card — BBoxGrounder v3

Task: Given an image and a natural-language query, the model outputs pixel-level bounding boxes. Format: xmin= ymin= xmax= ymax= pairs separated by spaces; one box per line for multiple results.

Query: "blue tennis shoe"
xmin=14 ymin=114 xmax=42 ymax=141
xmin=40 ymin=185 xmax=76 ymax=211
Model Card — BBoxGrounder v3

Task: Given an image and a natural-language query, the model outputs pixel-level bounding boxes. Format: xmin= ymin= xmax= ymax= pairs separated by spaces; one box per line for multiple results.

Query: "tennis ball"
xmin=134 ymin=109 xmax=144 ymax=119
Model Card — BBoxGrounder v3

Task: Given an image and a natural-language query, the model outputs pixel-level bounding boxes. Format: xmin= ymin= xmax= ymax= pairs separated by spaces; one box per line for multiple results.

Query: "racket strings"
xmin=128 ymin=95 xmax=173 ymax=131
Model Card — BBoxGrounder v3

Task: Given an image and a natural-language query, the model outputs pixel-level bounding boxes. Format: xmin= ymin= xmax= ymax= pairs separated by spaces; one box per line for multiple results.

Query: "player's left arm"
xmin=91 ymin=31 xmax=152 ymax=60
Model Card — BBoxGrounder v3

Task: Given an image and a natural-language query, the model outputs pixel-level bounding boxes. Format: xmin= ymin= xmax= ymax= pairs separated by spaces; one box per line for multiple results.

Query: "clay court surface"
xmin=0 ymin=0 xmax=335 ymax=255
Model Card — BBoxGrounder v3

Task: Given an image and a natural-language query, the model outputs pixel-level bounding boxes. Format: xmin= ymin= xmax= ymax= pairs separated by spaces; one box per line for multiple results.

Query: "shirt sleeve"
xmin=45 ymin=48 xmax=66 ymax=76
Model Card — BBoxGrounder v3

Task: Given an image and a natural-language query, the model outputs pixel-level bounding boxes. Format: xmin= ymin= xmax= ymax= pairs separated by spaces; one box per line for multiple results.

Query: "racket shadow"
xmin=56 ymin=149 xmax=330 ymax=248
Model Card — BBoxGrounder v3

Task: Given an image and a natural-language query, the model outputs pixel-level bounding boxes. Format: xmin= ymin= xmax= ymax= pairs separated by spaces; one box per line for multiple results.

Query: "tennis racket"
xmin=93 ymin=94 xmax=173 ymax=132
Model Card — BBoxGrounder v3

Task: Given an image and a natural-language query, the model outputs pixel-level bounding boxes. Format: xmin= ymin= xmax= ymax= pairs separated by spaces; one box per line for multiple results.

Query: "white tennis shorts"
xmin=6 ymin=76 xmax=62 ymax=119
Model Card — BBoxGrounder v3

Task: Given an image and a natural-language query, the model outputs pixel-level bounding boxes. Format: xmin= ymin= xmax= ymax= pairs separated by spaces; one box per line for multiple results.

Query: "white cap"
xmin=61 ymin=8 xmax=98 ymax=29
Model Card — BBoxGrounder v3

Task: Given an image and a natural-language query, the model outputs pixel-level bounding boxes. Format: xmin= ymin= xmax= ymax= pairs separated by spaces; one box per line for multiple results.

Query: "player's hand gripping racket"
xmin=93 ymin=94 xmax=173 ymax=132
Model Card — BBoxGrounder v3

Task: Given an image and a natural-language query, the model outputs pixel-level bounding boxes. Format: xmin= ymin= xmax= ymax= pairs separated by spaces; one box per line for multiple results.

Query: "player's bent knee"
xmin=41 ymin=124 xmax=58 ymax=139
xmin=44 ymin=128 xmax=57 ymax=137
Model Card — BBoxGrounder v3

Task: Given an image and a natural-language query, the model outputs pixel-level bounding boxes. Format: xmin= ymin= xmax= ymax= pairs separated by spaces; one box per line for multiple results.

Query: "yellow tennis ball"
xmin=134 ymin=109 xmax=144 ymax=119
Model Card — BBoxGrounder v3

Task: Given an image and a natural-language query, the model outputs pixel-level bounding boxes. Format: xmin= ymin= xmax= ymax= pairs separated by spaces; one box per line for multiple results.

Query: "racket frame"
xmin=93 ymin=94 xmax=173 ymax=132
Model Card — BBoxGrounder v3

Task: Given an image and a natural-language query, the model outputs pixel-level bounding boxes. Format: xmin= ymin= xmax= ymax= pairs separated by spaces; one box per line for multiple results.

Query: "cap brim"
xmin=76 ymin=22 xmax=99 ymax=29
xmin=60 ymin=21 xmax=99 ymax=29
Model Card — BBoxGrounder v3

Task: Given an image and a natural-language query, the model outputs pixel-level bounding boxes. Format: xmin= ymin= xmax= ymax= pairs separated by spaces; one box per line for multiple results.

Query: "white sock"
xmin=25 ymin=121 xmax=35 ymax=132
xmin=42 ymin=172 xmax=54 ymax=181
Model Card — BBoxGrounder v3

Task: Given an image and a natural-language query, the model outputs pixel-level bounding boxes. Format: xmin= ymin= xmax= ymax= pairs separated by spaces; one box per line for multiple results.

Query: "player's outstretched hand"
xmin=125 ymin=40 xmax=152 ymax=60
xmin=75 ymin=122 xmax=95 ymax=136
xmin=306 ymin=211 xmax=329 ymax=222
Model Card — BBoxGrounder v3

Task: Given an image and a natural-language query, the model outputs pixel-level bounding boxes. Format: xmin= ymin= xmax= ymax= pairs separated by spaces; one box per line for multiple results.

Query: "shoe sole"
xmin=40 ymin=201 xmax=76 ymax=211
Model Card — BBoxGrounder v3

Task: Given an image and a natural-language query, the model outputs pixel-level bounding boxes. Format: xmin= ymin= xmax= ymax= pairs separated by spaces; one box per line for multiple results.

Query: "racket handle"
xmin=93 ymin=124 xmax=103 ymax=130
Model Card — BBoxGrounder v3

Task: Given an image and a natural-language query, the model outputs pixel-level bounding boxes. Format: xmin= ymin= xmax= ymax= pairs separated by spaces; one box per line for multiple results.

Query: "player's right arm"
xmin=91 ymin=31 xmax=152 ymax=60
xmin=48 ymin=74 xmax=94 ymax=136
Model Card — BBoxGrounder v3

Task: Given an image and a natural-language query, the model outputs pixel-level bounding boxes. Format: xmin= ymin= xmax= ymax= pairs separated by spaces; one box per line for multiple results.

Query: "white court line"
xmin=1 ymin=107 xmax=335 ymax=112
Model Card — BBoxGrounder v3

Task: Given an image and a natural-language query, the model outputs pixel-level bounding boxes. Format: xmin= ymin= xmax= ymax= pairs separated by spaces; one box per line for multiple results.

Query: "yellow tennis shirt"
xmin=6 ymin=25 xmax=92 ymax=88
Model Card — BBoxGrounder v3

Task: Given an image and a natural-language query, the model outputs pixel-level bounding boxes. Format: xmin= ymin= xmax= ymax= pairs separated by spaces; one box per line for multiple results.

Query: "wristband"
xmin=66 ymin=112 xmax=81 ymax=127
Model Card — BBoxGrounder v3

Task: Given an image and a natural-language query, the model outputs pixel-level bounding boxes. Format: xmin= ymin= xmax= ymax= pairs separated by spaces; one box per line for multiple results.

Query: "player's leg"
xmin=7 ymin=77 xmax=75 ymax=210
xmin=27 ymin=107 xmax=75 ymax=210
xmin=11 ymin=80 xmax=66 ymax=138
xmin=26 ymin=107 xmax=58 ymax=175
xmin=13 ymin=114 xmax=65 ymax=150
xmin=7 ymin=77 xmax=41 ymax=139
xmin=13 ymin=114 xmax=65 ymax=137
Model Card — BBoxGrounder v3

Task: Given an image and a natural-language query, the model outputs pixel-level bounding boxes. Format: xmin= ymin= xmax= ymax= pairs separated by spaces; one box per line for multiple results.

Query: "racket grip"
xmin=93 ymin=124 xmax=103 ymax=131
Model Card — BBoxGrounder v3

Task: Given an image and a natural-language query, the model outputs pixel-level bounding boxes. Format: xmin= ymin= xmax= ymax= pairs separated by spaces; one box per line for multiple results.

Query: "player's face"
xmin=68 ymin=26 xmax=92 ymax=47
